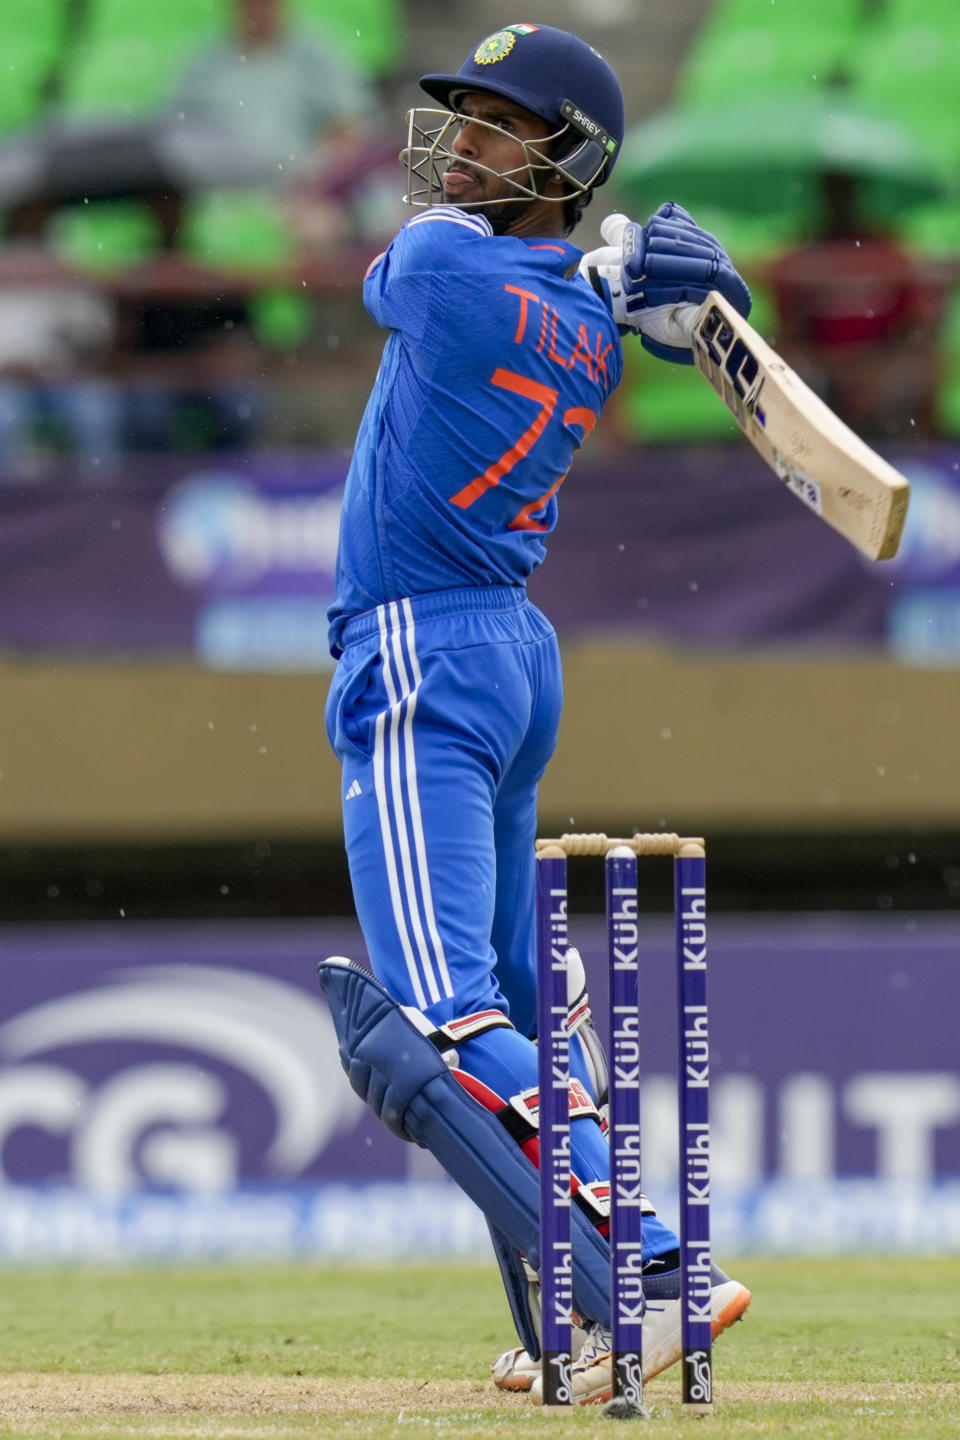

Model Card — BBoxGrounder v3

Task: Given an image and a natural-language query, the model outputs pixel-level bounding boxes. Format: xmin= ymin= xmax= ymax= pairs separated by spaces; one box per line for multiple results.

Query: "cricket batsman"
xmin=317 ymin=22 xmax=752 ymax=1404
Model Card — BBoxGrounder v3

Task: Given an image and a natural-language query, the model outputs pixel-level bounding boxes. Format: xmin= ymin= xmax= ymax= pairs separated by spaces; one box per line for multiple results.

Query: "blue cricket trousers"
xmin=326 ymin=585 xmax=677 ymax=1255
xmin=326 ymin=585 xmax=560 ymax=1035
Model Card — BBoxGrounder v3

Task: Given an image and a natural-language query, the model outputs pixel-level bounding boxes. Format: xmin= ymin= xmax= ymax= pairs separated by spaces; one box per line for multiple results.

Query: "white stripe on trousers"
xmin=373 ymin=600 xmax=452 ymax=1010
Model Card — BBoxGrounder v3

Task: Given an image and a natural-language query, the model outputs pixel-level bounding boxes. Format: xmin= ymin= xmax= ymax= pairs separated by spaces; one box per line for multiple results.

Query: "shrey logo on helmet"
xmin=403 ymin=22 xmax=625 ymax=212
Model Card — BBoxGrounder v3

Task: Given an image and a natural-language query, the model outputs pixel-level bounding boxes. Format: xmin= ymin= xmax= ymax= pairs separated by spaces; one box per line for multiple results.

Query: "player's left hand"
xmin=579 ymin=203 xmax=751 ymax=364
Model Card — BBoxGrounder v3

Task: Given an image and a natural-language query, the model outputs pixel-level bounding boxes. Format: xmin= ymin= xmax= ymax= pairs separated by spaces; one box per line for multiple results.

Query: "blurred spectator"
xmin=0 ymin=199 xmax=121 ymax=478
xmin=169 ymin=0 xmax=400 ymax=247
xmin=171 ymin=0 xmax=374 ymax=171
xmin=761 ymin=170 xmax=946 ymax=439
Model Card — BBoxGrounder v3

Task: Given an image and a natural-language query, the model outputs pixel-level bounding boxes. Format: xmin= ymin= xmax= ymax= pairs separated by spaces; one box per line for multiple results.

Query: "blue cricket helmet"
xmin=420 ymin=22 xmax=624 ymax=190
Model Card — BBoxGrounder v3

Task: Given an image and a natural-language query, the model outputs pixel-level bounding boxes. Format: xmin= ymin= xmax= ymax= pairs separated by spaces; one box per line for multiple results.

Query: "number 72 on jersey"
xmin=689 ymin=291 xmax=910 ymax=561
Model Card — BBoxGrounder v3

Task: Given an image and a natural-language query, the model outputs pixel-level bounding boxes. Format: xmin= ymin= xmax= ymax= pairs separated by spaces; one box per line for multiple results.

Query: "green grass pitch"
xmin=0 ymin=1257 xmax=957 ymax=1437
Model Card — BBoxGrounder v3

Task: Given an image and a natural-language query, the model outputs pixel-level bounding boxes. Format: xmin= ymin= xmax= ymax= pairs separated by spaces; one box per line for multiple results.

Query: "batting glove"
xmin=579 ymin=202 xmax=752 ymax=364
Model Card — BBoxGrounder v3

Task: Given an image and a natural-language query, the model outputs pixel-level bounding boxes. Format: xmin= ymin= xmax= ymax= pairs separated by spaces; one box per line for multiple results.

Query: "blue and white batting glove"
xmin=579 ymin=202 xmax=752 ymax=364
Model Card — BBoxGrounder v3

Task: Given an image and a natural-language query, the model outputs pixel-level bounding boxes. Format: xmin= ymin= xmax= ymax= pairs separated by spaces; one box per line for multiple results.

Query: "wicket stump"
xmin=534 ymin=832 xmax=713 ymax=1415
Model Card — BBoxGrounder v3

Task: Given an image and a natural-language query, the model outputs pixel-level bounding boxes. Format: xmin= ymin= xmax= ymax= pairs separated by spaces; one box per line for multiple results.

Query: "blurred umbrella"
xmin=0 ymin=117 xmax=279 ymax=213
xmin=617 ymin=90 xmax=949 ymax=225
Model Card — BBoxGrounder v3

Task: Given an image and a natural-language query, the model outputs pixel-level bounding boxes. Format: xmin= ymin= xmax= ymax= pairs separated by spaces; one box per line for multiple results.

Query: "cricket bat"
xmin=687 ymin=291 xmax=910 ymax=561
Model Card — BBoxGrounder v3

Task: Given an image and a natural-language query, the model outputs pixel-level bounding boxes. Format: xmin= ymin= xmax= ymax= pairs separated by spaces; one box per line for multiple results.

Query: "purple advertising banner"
xmin=0 ymin=914 xmax=958 ymax=1260
xmin=3 ymin=442 xmax=959 ymax=666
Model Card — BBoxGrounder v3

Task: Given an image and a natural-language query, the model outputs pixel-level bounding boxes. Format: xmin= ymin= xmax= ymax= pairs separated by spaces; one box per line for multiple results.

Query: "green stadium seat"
xmin=901 ymin=204 xmax=960 ymax=259
xmin=297 ymin=0 xmax=402 ymax=76
xmin=848 ymin=16 xmax=960 ymax=174
xmin=62 ymin=0 xmax=224 ymax=118
xmin=860 ymin=0 xmax=959 ymax=27
xmin=0 ymin=3 xmax=64 ymax=137
xmin=183 ymin=190 xmax=295 ymax=267
xmin=60 ymin=0 xmax=402 ymax=122
xmin=48 ymin=201 xmax=162 ymax=268
xmin=678 ymin=0 xmax=863 ymax=105
xmin=50 ymin=187 xmax=297 ymax=271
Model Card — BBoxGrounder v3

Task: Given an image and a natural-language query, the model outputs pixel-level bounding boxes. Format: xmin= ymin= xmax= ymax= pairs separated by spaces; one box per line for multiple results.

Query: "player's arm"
xmin=579 ymin=203 xmax=751 ymax=364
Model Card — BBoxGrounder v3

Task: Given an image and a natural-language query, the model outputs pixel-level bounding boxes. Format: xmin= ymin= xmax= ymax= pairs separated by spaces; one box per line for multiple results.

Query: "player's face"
xmin=444 ymin=92 xmax=559 ymax=231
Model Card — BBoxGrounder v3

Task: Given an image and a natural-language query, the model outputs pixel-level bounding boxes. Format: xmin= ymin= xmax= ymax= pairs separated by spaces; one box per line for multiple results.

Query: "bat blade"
xmin=690 ymin=291 xmax=910 ymax=561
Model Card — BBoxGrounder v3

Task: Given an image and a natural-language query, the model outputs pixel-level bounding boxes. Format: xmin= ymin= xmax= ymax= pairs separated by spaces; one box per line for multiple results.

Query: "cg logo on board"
xmin=0 ymin=967 xmax=361 ymax=1196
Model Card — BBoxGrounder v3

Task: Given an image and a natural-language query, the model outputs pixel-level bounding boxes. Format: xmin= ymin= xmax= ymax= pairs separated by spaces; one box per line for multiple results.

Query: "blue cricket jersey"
xmin=328 ymin=206 xmax=622 ymax=655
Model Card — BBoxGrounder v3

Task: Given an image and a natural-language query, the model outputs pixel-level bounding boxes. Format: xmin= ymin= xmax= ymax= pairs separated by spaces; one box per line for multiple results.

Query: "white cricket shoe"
xmin=529 ymin=1265 xmax=752 ymax=1406
xmin=491 ymin=1346 xmax=539 ymax=1392
xmin=491 ymin=1323 xmax=587 ymax=1392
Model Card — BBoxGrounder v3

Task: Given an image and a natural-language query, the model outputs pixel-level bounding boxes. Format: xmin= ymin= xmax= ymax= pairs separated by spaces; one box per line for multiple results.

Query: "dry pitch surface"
xmin=1 ymin=1374 xmax=957 ymax=1438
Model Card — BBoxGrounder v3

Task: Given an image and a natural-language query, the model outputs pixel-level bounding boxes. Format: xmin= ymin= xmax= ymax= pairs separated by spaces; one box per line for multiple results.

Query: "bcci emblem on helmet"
xmin=473 ymin=24 xmax=539 ymax=66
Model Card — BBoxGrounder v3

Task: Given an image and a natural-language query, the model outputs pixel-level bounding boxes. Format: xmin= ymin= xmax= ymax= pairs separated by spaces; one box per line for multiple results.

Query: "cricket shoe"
xmin=529 ymin=1262 xmax=752 ymax=1406
xmin=492 ymin=1250 xmax=691 ymax=1394
xmin=491 ymin=1324 xmax=587 ymax=1393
